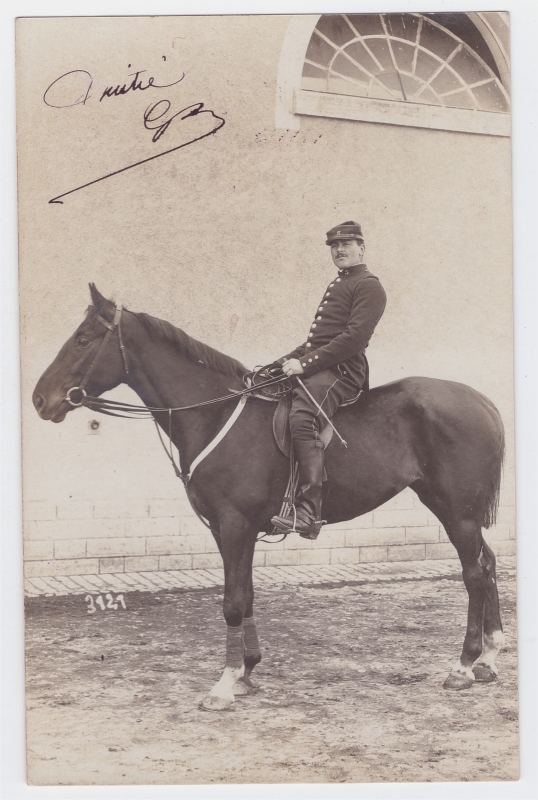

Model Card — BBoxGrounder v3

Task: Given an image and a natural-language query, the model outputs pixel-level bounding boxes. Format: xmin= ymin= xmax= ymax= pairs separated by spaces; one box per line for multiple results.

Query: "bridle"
xmin=63 ymin=303 xmax=292 ymax=486
xmin=65 ymin=304 xmax=291 ymax=417
xmin=60 ymin=302 xmax=337 ymax=542
xmin=65 ymin=304 xmax=129 ymax=408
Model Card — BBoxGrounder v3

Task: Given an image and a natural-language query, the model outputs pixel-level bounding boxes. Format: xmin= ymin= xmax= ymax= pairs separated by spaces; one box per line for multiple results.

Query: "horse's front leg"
xmin=233 ymin=573 xmax=262 ymax=695
xmin=201 ymin=519 xmax=258 ymax=711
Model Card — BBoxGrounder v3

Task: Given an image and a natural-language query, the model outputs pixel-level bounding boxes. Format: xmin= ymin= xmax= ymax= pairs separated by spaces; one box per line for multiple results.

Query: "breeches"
xmin=289 ymin=369 xmax=360 ymax=441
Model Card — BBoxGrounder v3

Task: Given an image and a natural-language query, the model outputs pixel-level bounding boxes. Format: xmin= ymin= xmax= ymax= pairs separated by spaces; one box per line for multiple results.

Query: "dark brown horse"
xmin=33 ymin=285 xmax=506 ymax=710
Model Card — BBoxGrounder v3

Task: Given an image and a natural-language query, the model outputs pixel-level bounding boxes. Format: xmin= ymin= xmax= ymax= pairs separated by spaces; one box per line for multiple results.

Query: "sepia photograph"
xmin=9 ymin=5 xmax=531 ymax=791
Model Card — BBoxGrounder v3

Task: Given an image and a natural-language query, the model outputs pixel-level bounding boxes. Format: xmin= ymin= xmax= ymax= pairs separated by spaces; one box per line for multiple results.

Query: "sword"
xmin=295 ymin=377 xmax=348 ymax=448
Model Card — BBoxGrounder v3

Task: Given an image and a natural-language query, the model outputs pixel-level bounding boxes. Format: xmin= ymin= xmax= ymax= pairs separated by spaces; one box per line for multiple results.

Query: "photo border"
xmin=1 ymin=1 xmax=536 ymax=798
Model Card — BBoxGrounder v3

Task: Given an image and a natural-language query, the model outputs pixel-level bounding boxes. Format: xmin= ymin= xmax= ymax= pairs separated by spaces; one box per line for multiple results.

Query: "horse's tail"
xmin=480 ymin=405 xmax=505 ymax=529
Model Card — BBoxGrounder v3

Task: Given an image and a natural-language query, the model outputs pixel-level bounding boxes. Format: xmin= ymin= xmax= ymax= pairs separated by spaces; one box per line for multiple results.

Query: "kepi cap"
xmin=326 ymin=220 xmax=364 ymax=246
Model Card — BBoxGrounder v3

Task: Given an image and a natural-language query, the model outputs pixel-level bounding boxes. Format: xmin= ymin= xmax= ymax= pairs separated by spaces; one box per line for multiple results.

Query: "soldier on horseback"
xmin=271 ymin=221 xmax=386 ymax=540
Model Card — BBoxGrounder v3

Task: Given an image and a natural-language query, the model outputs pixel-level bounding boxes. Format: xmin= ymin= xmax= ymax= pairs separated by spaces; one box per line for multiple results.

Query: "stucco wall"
xmin=18 ymin=16 xmax=515 ymax=579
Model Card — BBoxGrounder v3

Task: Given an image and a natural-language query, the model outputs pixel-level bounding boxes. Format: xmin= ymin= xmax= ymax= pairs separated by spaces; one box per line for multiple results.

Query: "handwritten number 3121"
xmin=86 ymin=593 xmax=126 ymax=613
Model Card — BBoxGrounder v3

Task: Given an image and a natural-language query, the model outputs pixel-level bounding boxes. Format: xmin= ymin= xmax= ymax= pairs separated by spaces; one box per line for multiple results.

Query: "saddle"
xmin=272 ymin=389 xmax=363 ymax=458
xmin=243 ymin=364 xmax=365 ymax=536
xmin=241 ymin=364 xmax=364 ymax=456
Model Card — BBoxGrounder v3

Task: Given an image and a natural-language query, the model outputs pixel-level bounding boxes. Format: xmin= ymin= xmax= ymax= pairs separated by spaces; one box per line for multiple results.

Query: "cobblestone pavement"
xmin=24 ymin=556 xmax=516 ymax=596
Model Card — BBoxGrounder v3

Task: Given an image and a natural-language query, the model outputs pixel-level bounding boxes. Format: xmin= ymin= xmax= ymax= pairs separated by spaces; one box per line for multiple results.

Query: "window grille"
xmin=302 ymin=13 xmax=509 ymax=114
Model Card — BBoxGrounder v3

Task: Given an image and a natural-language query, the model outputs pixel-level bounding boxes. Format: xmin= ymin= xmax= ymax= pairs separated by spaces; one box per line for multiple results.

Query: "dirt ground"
xmin=24 ymin=562 xmax=519 ymax=785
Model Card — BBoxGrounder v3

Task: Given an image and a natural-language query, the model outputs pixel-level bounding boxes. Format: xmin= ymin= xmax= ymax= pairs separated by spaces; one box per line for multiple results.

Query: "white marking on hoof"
xmin=451 ymin=659 xmax=475 ymax=681
xmin=474 ymin=659 xmax=499 ymax=675
xmin=444 ymin=659 xmax=475 ymax=690
xmin=474 ymin=630 xmax=505 ymax=674
xmin=201 ymin=665 xmax=244 ymax=712
xmin=200 ymin=693 xmax=234 ymax=711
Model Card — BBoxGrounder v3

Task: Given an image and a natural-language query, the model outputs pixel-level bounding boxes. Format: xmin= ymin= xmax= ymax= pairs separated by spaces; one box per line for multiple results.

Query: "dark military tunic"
xmin=282 ymin=263 xmax=386 ymax=389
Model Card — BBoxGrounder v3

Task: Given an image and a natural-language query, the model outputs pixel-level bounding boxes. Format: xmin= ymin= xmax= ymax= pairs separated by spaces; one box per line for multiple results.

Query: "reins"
xmin=65 ymin=306 xmax=291 ymax=417
xmin=64 ymin=305 xmax=292 ymax=492
xmin=78 ymin=377 xmax=286 ymax=418
xmin=62 ymin=304 xmax=332 ymax=543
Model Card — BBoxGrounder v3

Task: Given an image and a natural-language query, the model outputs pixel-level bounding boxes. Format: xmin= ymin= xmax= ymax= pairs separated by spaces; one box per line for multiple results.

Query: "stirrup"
xmin=270 ymin=511 xmax=325 ymax=539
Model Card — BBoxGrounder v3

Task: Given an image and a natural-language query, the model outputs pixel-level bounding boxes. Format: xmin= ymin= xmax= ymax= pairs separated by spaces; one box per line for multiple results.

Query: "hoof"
xmin=234 ymin=676 xmax=258 ymax=696
xmin=473 ymin=664 xmax=498 ymax=683
xmin=443 ymin=672 xmax=474 ymax=690
xmin=200 ymin=693 xmax=235 ymax=712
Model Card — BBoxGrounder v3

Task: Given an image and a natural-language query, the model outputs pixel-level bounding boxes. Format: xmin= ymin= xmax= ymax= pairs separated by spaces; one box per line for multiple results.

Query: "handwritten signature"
xmin=44 ymin=66 xmax=225 ymax=205
xmin=43 ymin=66 xmax=185 ymax=107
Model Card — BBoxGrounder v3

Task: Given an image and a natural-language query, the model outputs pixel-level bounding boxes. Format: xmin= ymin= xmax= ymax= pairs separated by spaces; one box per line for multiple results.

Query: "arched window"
xmin=303 ymin=14 xmax=509 ymax=112
xmin=277 ymin=13 xmax=510 ymax=136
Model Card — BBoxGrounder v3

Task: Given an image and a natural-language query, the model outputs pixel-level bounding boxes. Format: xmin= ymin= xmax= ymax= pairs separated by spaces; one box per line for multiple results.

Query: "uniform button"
xmin=314 ymin=355 xmax=319 ymax=360
xmin=302 ymin=363 xmax=306 ymax=367
xmin=316 ymin=316 xmax=322 ymax=320
xmin=329 ymin=283 xmax=335 ymax=287
xmin=311 ymin=324 xmax=316 ymax=328
xmin=308 ymin=359 xmax=313 ymax=363
xmin=325 ymin=292 xmax=330 ymax=297
xmin=318 ymin=307 xmax=323 ymax=311
xmin=308 ymin=333 xmax=313 ymax=338
xmin=306 ymin=343 xmax=312 ymax=347
xmin=336 ymin=277 xmax=341 ymax=282
xmin=323 ymin=301 xmax=328 ymax=304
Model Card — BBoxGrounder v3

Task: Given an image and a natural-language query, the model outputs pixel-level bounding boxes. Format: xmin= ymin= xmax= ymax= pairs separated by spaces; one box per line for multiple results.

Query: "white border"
xmin=1 ymin=2 xmax=536 ymax=799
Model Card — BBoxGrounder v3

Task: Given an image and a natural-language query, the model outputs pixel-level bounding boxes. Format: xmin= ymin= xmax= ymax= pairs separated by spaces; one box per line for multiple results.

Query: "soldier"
xmin=271 ymin=221 xmax=386 ymax=540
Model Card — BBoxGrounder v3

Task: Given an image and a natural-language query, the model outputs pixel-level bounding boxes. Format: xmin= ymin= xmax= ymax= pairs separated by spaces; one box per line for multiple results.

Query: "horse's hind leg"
xmin=472 ymin=541 xmax=505 ymax=682
xmin=444 ymin=519 xmax=487 ymax=690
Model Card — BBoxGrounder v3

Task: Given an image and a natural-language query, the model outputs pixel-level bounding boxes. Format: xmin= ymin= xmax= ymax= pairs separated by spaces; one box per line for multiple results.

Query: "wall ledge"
xmin=294 ymin=89 xmax=511 ymax=138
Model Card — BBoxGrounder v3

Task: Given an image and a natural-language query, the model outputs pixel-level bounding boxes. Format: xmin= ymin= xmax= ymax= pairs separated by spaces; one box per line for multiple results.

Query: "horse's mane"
xmin=86 ymin=298 xmax=248 ymax=379
xmin=134 ymin=312 xmax=248 ymax=378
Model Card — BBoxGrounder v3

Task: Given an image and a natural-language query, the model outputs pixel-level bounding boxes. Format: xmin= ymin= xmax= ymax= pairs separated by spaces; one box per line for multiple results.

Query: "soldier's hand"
xmin=282 ymin=358 xmax=305 ymax=376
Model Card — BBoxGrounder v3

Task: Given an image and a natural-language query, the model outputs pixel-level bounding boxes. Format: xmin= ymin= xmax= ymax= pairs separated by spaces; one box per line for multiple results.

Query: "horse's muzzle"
xmin=32 ymin=387 xmax=71 ymax=422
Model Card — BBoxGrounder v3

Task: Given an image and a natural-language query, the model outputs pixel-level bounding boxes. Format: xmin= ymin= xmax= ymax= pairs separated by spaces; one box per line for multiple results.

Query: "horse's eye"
xmin=77 ymin=337 xmax=90 ymax=348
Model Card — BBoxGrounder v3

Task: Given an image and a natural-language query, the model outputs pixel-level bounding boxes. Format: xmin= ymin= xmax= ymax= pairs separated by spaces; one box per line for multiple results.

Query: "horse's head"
xmin=33 ymin=284 xmax=128 ymax=423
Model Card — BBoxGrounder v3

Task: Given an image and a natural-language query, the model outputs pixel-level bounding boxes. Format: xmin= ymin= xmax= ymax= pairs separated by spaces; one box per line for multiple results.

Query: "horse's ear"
xmin=89 ymin=283 xmax=106 ymax=311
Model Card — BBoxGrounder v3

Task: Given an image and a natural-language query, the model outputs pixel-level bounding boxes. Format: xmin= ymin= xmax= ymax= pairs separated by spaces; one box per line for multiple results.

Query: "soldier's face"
xmin=330 ymin=239 xmax=365 ymax=269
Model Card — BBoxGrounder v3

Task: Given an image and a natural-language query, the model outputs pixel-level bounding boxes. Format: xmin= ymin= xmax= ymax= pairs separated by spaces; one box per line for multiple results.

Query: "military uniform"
xmin=272 ymin=221 xmax=386 ymax=539
xmin=283 ymin=263 xmax=386 ymax=441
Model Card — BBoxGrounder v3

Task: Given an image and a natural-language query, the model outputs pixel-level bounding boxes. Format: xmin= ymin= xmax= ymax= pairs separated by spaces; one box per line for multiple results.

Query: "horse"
xmin=32 ymin=284 xmax=506 ymax=711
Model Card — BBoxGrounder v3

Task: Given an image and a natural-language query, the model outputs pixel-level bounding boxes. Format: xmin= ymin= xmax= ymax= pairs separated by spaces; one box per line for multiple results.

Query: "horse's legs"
xmin=201 ymin=517 xmax=258 ymax=711
xmin=237 ymin=574 xmax=262 ymax=691
xmin=443 ymin=519 xmax=488 ymax=690
xmin=208 ymin=530 xmax=261 ymax=694
xmin=472 ymin=541 xmax=505 ymax=682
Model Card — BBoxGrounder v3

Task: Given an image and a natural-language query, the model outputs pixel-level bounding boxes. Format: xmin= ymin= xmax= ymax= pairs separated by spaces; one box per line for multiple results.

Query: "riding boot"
xmin=271 ymin=439 xmax=325 ymax=540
